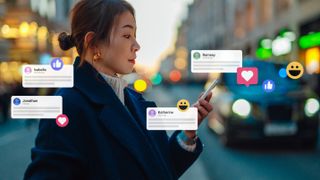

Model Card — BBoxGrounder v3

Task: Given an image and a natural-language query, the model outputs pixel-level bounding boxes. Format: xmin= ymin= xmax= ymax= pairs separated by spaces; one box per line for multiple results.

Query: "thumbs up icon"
xmin=262 ymin=80 xmax=275 ymax=93
xmin=51 ymin=58 xmax=64 ymax=71
xmin=265 ymin=81 xmax=273 ymax=89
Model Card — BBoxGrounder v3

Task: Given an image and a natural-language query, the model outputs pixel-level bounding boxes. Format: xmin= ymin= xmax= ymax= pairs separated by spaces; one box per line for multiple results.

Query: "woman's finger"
xmin=193 ymin=103 xmax=202 ymax=120
xmin=199 ymin=99 xmax=213 ymax=112
xmin=197 ymin=104 xmax=208 ymax=118
xmin=205 ymin=92 xmax=213 ymax=102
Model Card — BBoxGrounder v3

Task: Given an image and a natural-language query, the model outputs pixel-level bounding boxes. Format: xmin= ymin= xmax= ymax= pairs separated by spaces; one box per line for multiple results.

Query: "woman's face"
xmin=97 ymin=11 xmax=140 ymax=75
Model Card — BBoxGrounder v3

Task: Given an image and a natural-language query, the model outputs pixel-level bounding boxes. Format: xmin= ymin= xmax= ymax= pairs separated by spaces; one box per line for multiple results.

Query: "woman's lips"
xmin=128 ymin=59 xmax=135 ymax=64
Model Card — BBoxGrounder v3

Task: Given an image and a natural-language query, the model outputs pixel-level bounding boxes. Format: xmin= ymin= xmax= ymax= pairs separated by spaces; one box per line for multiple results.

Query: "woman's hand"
xmin=183 ymin=92 xmax=213 ymax=138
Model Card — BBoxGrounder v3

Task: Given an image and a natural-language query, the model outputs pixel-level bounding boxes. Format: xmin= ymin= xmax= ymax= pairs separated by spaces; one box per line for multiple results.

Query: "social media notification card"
xmin=147 ymin=107 xmax=197 ymax=130
xmin=11 ymin=96 xmax=62 ymax=119
xmin=22 ymin=64 xmax=73 ymax=88
xmin=191 ymin=50 xmax=242 ymax=73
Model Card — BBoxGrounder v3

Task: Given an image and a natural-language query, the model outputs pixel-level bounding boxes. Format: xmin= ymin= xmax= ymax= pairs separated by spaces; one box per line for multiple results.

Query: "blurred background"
xmin=0 ymin=0 xmax=320 ymax=179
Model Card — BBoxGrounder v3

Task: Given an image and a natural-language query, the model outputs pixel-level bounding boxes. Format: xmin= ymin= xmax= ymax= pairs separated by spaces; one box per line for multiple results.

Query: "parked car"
xmin=207 ymin=59 xmax=320 ymax=148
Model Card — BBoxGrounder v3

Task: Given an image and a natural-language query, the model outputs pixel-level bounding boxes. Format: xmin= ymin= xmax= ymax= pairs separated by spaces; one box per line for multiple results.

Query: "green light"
xmin=256 ymin=47 xmax=272 ymax=59
xmin=278 ymin=29 xmax=296 ymax=41
xmin=279 ymin=28 xmax=289 ymax=37
xmin=151 ymin=73 xmax=162 ymax=85
xmin=260 ymin=39 xmax=272 ymax=49
xmin=299 ymin=32 xmax=320 ymax=49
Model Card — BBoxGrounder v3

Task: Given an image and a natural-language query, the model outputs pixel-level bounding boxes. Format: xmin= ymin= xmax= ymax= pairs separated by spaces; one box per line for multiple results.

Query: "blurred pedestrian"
xmin=0 ymin=81 xmax=10 ymax=123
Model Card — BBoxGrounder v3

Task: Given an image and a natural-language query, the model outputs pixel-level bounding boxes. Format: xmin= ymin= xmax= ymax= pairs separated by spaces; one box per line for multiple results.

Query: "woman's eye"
xmin=124 ymin=35 xmax=131 ymax=39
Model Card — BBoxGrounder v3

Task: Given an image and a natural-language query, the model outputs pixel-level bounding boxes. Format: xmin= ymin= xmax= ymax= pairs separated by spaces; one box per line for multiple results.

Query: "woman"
xmin=24 ymin=0 xmax=213 ymax=179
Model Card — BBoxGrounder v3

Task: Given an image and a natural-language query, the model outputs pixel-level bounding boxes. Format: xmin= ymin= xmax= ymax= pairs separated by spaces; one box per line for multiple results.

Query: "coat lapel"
xmin=124 ymin=88 xmax=156 ymax=130
xmin=124 ymin=88 xmax=174 ymax=177
xmin=99 ymin=106 xmax=171 ymax=179
xmin=72 ymin=58 xmax=172 ymax=179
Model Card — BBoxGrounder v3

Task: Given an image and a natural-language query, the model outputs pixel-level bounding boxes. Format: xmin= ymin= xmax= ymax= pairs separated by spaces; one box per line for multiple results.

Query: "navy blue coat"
xmin=24 ymin=57 xmax=203 ymax=180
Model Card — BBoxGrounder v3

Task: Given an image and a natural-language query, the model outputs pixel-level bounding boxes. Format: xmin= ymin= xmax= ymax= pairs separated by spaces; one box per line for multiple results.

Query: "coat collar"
xmin=72 ymin=57 xmax=173 ymax=179
xmin=124 ymin=88 xmax=157 ymax=129
xmin=73 ymin=57 xmax=117 ymax=105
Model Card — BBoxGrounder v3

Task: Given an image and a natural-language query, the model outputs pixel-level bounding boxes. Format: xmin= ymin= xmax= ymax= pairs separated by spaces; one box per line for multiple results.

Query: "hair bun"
xmin=58 ymin=32 xmax=75 ymax=51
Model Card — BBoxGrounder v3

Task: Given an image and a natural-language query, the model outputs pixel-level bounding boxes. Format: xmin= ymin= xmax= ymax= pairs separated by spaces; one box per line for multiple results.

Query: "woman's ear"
xmin=84 ymin=31 xmax=96 ymax=49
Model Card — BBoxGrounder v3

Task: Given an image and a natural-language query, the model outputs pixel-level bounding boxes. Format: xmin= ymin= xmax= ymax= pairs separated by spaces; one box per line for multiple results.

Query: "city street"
xmin=1 ymin=84 xmax=319 ymax=179
xmin=0 ymin=0 xmax=320 ymax=179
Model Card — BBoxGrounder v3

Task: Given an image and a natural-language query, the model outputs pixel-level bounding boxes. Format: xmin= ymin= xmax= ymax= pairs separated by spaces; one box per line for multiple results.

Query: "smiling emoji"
xmin=177 ymin=99 xmax=190 ymax=112
xmin=286 ymin=61 xmax=304 ymax=79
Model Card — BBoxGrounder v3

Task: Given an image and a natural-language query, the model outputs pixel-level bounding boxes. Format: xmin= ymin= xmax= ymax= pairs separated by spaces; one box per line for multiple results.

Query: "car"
xmin=207 ymin=59 xmax=320 ymax=148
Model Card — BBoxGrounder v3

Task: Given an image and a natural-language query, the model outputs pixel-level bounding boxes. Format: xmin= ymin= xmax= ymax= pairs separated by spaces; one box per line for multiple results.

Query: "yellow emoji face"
xmin=286 ymin=61 xmax=304 ymax=79
xmin=177 ymin=99 xmax=190 ymax=112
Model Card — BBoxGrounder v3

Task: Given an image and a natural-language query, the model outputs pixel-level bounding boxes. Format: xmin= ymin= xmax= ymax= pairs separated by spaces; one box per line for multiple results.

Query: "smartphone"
xmin=199 ymin=78 xmax=219 ymax=100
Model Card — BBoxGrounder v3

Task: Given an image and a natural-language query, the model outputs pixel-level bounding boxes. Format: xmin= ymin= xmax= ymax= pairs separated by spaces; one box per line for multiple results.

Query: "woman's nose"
xmin=132 ymin=40 xmax=140 ymax=52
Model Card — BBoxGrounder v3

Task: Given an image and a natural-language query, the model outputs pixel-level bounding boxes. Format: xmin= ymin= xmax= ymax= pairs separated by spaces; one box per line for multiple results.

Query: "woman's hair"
xmin=58 ymin=0 xmax=135 ymax=59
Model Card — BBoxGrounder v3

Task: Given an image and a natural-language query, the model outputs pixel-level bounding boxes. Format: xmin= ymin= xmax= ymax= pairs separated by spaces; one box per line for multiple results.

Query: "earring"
xmin=93 ymin=52 xmax=101 ymax=61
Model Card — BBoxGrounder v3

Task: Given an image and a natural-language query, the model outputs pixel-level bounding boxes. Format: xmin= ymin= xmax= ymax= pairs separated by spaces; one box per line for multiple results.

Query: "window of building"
xmin=234 ymin=9 xmax=246 ymax=39
xmin=259 ymin=0 xmax=272 ymax=24
xmin=246 ymin=0 xmax=255 ymax=31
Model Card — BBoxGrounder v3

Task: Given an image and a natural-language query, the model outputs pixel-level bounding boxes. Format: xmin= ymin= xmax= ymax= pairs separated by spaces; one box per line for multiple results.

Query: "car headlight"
xmin=304 ymin=98 xmax=320 ymax=117
xmin=232 ymin=99 xmax=251 ymax=118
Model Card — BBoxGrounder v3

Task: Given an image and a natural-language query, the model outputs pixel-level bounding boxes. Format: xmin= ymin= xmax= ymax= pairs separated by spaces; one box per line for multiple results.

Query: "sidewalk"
xmin=0 ymin=120 xmax=38 ymax=180
xmin=180 ymin=157 xmax=210 ymax=180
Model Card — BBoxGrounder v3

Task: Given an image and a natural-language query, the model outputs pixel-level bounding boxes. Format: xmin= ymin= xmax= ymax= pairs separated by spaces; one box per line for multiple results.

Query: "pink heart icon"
xmin=56 ymin=114 xmax=69 ymax=127
xmin=241 ymin=71 xmax=254 ymax=81
xmin=237 ymin=67 xmax=258 ymax=87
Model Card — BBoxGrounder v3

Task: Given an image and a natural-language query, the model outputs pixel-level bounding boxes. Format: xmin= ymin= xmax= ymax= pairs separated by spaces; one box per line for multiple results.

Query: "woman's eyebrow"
xmin=122 ymin=24 xmax=135 ymax=30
